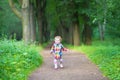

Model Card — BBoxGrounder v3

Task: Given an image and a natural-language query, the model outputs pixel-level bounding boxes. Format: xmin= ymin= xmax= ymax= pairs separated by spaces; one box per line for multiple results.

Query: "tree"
xmin=29 ymin=1 xmax=36 ymax=42
xmin=46 ymin=0 xmax=94 ymax=45
xmin=82 ymin=15 xmax=92 ymax=45
xmin=90 ymin=0 xmax=107 ymax=41
xmin=53 ymin=0 xmax=81 ymax=46
xmin=8 ymin=0 xmax=36 ymax=43
xmin=36 ymin=0 xmax=50 ymax=43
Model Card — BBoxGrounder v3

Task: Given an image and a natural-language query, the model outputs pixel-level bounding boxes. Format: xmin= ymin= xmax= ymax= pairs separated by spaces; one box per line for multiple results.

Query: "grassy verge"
xmin=0 ymin=39 xmax=43 ymax=80
xmin=69 ymin=40 xmax=120 ymax=80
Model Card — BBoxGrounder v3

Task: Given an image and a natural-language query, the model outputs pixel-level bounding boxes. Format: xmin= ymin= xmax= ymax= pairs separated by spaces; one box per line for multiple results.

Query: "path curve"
xmin=29 ymin=49 xmax=108 ymax=80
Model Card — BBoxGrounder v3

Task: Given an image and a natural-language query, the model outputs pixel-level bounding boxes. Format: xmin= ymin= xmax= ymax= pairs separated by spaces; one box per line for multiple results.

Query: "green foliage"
xmin=0 ymin=39 xmax=43 ymax=80
xmin=70 ymin=39 xmax=120 ymax=80
xmin=0 ymin=0 xmax=22 ymax=39
xmin=103 ymin=0 xmax=120 ymax=38
xmin=46 ymin=0 xmax=59 ymax=31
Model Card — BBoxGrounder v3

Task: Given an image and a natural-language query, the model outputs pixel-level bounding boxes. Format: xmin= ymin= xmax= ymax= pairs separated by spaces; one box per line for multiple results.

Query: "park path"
xmin=28 ymin=49 xmax=108 ymax=80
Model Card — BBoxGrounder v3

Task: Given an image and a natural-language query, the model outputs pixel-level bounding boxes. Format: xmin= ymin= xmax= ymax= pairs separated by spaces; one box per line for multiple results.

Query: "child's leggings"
xmin=54 ymin=58 xmax=63 ymax=65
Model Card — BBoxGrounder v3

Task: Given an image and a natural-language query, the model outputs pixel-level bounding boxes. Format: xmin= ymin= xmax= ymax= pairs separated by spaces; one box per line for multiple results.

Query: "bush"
xmin=71 ymin=40 xmax=120 ymax=80
xmin=0 ymin=39 xmax=43 ymax=80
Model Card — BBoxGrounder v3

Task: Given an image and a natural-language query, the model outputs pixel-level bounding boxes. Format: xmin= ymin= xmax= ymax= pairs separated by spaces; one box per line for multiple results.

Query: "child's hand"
xmin=62 ymin=48 xmax=69 ymax=51
xmin=66 ymin=48 xmax=69 ymax=51
xmin=66 ymin=48 xmax=71 ymax=52
xmin=67 ymin=49 xmax=73 ymax=53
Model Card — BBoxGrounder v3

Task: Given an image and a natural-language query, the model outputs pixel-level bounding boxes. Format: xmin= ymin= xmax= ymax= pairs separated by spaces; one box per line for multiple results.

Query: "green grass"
xmin=0 ymin=39 xmax=43 ymax=80
xmin=69 ymin=40 xmax=120 ymax=80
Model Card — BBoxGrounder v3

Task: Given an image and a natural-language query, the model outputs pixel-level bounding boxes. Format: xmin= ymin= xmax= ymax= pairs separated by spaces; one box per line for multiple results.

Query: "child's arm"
xmin=50 ymin=45 xmax=56 ymax=58
xmin=61 ymin=44 xmax=69 ymax=51
xmin=50 ymin=45 xmax=54 ymax=54
xmin=62 ymin=47 xmax=68 ymax=51
xmin=50 ymin=44 xmax=57 ymax=56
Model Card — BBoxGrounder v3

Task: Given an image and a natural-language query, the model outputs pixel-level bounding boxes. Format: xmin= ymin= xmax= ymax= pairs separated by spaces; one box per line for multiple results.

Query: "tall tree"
xmin=72 ymin=8 xmax=80 ymax=46
xmin=36 ymin=0 xmax=49 ymax=43
xmin=54 ymin=0 xmax=81 ymax=45
xmin=8 ymin=0 xmax=36 ymax=43
xmin=82 ymin=15 xmax=92 ymax=45
xmin=55 ymin=1 xmax=72 ymax=44
xmin=91 ymin=0 xmax=107 ymax=41
xmin=29 ymin=2 xmax=36 ymax=42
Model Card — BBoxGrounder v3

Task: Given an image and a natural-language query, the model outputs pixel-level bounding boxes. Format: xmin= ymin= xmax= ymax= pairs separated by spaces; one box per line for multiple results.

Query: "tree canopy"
xmin=0 ymin=0 xmax=120 ymax=44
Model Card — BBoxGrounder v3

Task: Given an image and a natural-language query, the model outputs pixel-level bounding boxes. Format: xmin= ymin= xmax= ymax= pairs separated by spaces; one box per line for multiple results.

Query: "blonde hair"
xmin=54 ymin=36 xmax=62 ymax=41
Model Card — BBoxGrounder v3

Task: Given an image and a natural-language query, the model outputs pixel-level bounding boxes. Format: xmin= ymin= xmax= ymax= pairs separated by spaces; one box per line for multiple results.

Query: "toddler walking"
xmin=50 ymin=36 xmax=68 ymax=69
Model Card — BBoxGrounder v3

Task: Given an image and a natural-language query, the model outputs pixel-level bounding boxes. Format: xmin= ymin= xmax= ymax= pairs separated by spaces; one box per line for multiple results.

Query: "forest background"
xmin=0 ymin=0 xmax=120 ymax=80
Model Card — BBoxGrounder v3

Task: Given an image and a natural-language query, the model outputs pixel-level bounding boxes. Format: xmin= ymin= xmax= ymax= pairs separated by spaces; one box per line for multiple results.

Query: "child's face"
xmin=55 ymin=38 xmax=61 ymax=44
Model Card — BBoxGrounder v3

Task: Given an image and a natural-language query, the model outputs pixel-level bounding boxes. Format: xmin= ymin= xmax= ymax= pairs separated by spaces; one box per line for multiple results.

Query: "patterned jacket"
xmin=50 ymin=43 xmax=67 ymax=56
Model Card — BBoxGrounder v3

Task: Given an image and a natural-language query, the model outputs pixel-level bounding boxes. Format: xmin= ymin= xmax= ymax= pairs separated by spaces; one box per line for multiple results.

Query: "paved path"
xmin=29 ymin=49 xmax=108 ymax=80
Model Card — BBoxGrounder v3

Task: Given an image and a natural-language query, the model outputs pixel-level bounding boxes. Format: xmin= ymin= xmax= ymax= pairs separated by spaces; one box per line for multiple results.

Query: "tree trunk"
xmin=65 ymin=28 xmax=69 ymax=43
xmin=38 ymin=12 xmax=43 ymax=43
xmin=22 ymin=0 xmax=30 ymax=43
xmin=9 ymin=0 xmax=35 ymax=43
xmin=73 ymin=23 xmax=80 ymax=46
xmin=36 ymin=0 xmax=43 ymax=44
xmin=82 ymin=15 xmax=92 ymax=45
xmin=63 ymin=27 xmax=69 ymax=43
xmin=36 ymin=0 xmax=47 ymax=44
xmin=84 ymin=24 xmax=92 ymax=45
xmin=42 ymin=12 xmax=49 ymax=42
xmin=69 ymin=26 xmax=73 ymax=45
xmin=102 ymin=0 xmax=107 ymax=41
xmin=102 ymin=18 xmax=106 ymax=39
xmin=29 ymin=3 xmax=36 ymax=42
xmin=98 ymin=21 xmax=104 ymax=41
